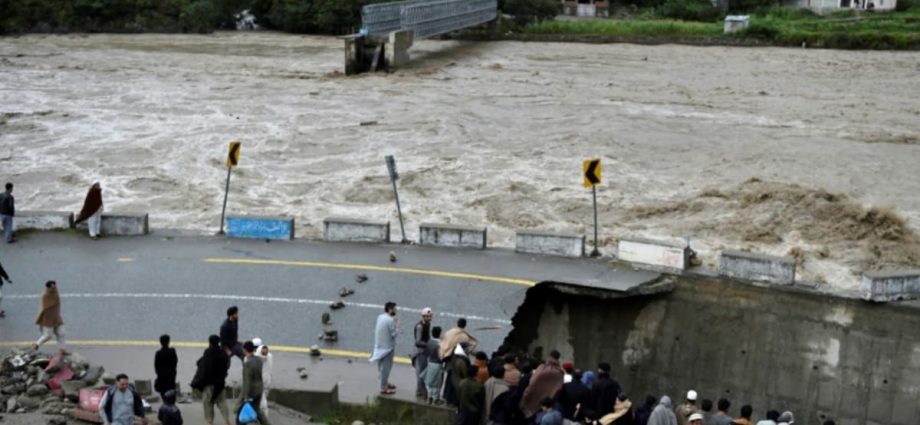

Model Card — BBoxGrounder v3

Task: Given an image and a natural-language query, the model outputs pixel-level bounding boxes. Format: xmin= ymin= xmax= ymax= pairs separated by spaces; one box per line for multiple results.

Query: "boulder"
xmin=16 ymin=395 xmax=39 ymax=411
xmin=82 ymin=366 xmax=104 ymax=385
xmin=6 ymin=396 xmax=16 ymax=413
xmin=47 ymin=415 xmax=68 ymax=425
xmin=2 ymin=383 xmax=25 ymax=395
xmin=27 ymin=384 xmax=50 ymax=397
xmin=134 ymin=379 xmax=152 ymax=396
xmin=42 ymin=401 xmax=64 ymax=414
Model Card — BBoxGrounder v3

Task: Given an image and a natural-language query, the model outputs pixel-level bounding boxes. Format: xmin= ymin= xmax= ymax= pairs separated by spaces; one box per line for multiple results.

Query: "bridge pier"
xmin=386 ymin=30 xmax=414 ymax=69
xmin=344 ymin=35 xmax=388 ymax=76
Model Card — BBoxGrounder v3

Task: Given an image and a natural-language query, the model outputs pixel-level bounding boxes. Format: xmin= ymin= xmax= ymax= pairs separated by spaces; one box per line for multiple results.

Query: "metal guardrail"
xmin=361 ymin=0 xmax=496 ymax=39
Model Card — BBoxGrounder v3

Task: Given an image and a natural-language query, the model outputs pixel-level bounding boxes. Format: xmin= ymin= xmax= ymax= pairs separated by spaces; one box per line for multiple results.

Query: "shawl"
xmin=35 ymin=286 xmax=63 ymax=327
xmin=599 ymin=398 xmax=633 ymax=425
xmin=438 ymin=327 xmax=479 ymax=359
xmin=648 ymin=396 xmax=678 ymax=425
xmin=520 ymin=358 xmax=565 ymax=418
xmin=74 ymin=184 xmax=102 ymax=224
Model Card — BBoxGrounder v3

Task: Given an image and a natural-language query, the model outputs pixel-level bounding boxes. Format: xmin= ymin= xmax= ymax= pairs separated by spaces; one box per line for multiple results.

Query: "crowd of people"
xmin=371 ymin=303 xmax=839 ymax=425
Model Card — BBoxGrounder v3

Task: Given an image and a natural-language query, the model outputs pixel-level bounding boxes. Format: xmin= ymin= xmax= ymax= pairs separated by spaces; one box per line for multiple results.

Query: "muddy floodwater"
xmin=1 ymin=32 xmax=919 ymax=291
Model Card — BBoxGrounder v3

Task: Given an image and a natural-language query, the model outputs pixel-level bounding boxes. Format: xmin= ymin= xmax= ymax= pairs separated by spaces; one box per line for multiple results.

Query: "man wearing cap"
xmin=675 ymin=390 xmax=698 ymax=425
xmin=413 ymin=307 xmax=433 ymax=398
xmin=688 ymin=413 xmax=705 ymax=425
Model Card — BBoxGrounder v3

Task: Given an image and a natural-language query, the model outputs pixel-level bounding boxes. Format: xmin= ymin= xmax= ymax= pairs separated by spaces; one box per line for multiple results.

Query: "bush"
xmin=504 ymin=0 xmax=561 ymax=26
xmin=656 ymin=0 xmax=723 ymax=21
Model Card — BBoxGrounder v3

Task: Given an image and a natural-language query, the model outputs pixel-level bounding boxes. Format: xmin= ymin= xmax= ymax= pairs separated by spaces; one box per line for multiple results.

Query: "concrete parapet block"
xmin=386 ymin=30 xmax=413 ymax=68
xmin=77 ymin=213 xmax=149 ymax=235
xmin=268 ymin=385 xmax=339 ymax=417
xmin=13 ymin=210 xmax=74 ymax=231
xmin=618 ymin=238 xmax=690 ymax=271
xmin=323 ymin=217 xmax=390 ymax=243
xmin=861 ymin=269 xmax=920 ymax=302
xmin=718 ymin=249 xmax=795 ymax=285
xmin=226 ymin=215 xmax=294 ymax=240
xmin=515 ymin=231 xmax=584 ymax=257
xmin=419 ymin=223 xmax=486 ymax=249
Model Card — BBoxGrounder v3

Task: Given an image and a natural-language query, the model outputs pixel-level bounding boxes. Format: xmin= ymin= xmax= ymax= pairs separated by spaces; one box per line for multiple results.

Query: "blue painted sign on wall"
xmin=226 ymin=216 xmax=294 ymax=240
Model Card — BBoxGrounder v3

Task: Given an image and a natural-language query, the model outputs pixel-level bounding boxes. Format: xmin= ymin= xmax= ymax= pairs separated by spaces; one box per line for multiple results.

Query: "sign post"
xmin=583 ymin=158 xmax=602 ymax=257
xmin=386 ymin=155 xmax=408 ymax=243
xmin=218 ymin=141 xmax=241 ymax=235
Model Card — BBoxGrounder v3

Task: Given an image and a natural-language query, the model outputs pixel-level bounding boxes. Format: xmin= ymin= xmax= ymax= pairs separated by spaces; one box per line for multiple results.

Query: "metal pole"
xmin=391 ymin=178 xmax=408 ymax=243
xmin=218 ymin=167 xmax=231 ymax=235
xmin=591 ymin=184 xmax=600 ymax=257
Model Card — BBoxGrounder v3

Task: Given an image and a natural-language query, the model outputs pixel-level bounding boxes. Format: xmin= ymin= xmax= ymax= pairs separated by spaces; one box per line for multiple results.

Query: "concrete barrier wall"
xmin=861 ymin=270 xmax=920 ymax=302
xmin=268 ymin=385 xmax=339 ymax=417
xmin=618 ymin=238 xmax=690 ymax=271
xmin=419 ymin=223 xmax=486 ymax=249
xmin=12 ymin=211 xmax=74 ymax=231
xmin=226 ymin=215 xmax=294 ymax=240
xmin=77 ymin=213 xmax=149 ymax=235
xmin=376 ymin=394 xmax=456 ymax=423
xmin=323 ymin=217 xmax=390 ymax=243
xmin=718 ymin=249 xmax=795 ymax=285
xmin=515 ymin=231 xmax=584 ymax=257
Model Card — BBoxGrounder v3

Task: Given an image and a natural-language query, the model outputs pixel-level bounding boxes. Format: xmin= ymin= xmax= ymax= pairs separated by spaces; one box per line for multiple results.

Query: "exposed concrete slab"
xmin=617 ymin=238 xmax=690 ymax=271
xmin=419 ymin=223 xmax=486 ymax=249
xmin=718 ymin=249 xmax=795 ymax=285
xmin=386 ymin=30 xmax=413 ymax=68
xmin=862 ymin=269 xmax=920 ymax=302
xmin=515 ymin=230 xmax=584 ymax=258
xmin=12 ymin=210 xmax=74 ymax=231
xmin=226 ymin=215 xmax=295 ymax=240
xmin=323 ymin=217 xmax=390 ymax=243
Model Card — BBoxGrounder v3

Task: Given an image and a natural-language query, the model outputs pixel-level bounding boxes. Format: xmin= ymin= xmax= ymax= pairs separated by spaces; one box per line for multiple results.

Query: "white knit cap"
xmin=687 ymin=390 xmax=697 ymax=401
xmin=422 ymin=307 xmax=432 ymax=315
xmin=252 ymin=337 xmax=263 ymax=347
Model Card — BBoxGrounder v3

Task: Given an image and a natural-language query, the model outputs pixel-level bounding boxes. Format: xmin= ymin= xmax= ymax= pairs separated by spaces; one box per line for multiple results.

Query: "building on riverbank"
xmin=562 ymin=0 xmax=610 ymax=17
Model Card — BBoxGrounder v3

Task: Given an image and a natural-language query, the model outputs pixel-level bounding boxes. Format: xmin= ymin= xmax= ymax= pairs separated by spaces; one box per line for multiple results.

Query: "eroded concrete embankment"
xmin=503 ymin=277 xmax=920 ymax=425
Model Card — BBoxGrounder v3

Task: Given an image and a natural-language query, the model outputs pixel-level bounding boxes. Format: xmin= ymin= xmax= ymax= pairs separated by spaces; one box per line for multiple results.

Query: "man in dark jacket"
xmin=0 ymin=182 xmax=13 ymax=243
xmin=594 ymin=362 xmax=623 ymax=416
xmin=557 ymin=370 xmax=591 ymax=421
xmin=414 ymin=307 xmax=433 ymax=397
xmin=220 ymin=306 xmax=243 ymax=364
xmin=458 ymin=364 xmax=485 ymax=425
xmin=99 ymin=374 xmax=146 ymax=425
xmin=195 ymin=335 xmax=231 ymax=425
xmin=237 ymin=341 xmax=271 ymax=425
xmin=155 ymin=334 xmax=178 ymax=402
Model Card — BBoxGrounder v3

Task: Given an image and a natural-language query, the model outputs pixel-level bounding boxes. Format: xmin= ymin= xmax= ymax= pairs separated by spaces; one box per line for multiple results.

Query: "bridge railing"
xmin=361 ymin=0 xmax=497 ymax=39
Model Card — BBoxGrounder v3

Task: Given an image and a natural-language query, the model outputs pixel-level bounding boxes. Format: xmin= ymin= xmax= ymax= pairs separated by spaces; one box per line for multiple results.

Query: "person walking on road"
xmin=413 ymin=307 xmax=433 ymax=398
xmin=193 ymin=335 xmax=231 ymax=425
xmin=32 ymin=280 xmax=68 ymax=355
xmin=236 ymin=341 xmax=271 ymax=425
xmin=253 ymin=337 xmax=273 ymax=419
xmin=370 ymin=301 xmax=399 ymax=395
xmin=155 ymin=334 xmax=179 ymax=402
xmin=99 ymin=373 xmax=147 ymax=425
xmin=0 ymin=259 xmax=12 ymax=318
xmin=74 ymin=182 xmax=104 ymax=240
xmin=220 ymin=306 xmax=243 ymax=363
xmin=0 ymin=182 xmax=15 ymax=243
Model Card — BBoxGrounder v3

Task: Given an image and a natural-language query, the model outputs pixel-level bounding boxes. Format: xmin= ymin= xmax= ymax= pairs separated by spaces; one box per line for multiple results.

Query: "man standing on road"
xmin=253 ymin=337 xmax=273 ymax=419
xmin=74 ymin=182 xmax=103 ymax=240
xmin=32 ymin=280 xmax=68 ymax=355
xmin=0 ymin=259 xmax=12 ymax=318
xmin=0 ymin=182 xmax=14 ymax=243
xmin=155 ymin=334 xmax=179 ymax=402
xmin=370 ymin=301 xmax=399 ymax=395
xmin=413 ymin=307 xmax=433 ymax=398
xmin=99 ymin=373 xmax=147 ymax=425
xmin=236 ymin=341 xmax=271 ymax=425
xmin=220 ymin=306 xmax=243 ymax=364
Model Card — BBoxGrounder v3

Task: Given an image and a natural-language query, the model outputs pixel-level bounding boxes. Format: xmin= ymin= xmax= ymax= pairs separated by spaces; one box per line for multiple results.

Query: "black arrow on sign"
xmin=585 ymin=160 xmax=600 ymax=185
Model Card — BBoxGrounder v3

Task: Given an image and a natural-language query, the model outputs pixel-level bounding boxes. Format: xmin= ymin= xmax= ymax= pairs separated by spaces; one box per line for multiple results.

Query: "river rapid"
xmin=2 ymin=32 xmax=919 ymax=291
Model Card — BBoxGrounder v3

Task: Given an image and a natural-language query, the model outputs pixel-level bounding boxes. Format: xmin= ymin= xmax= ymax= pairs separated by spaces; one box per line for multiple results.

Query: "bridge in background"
xmin=345 ymin=0 xmax=498 ymax=74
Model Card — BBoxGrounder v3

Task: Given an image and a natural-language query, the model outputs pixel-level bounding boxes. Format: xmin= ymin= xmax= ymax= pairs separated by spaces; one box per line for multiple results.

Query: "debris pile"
xmin=0 ymin=349 xmax=103 ymax=419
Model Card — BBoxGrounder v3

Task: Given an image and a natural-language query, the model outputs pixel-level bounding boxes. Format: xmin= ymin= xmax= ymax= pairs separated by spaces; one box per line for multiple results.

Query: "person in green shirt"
xmin=457 ymin=364 xmax=484 ymax=425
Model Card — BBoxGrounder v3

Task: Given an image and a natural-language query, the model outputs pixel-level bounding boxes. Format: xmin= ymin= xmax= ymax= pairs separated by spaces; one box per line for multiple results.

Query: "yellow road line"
xmin=116 ymin=257 xmax=134 ymax=263
xmin=204 ymin=257 xmax=537 ymax=287
xmin=0 ymin=340 xmax=412 ymax=365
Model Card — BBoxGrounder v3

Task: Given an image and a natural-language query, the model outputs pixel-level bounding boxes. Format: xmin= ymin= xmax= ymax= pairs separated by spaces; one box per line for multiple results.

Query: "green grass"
xmin=516 ymin=9 xmax=920 ymax=49
xmin=524 ymin=18 xmax=723 ymax=37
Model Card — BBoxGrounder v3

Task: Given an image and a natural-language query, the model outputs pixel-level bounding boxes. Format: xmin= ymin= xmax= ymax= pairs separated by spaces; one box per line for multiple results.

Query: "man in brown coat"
xmin=520 ymin=350 xmax=565 ymax=419
xmin=74 ymin=182 xmax=103 ymax=240
xmin=32 ymin=280 xmax=68 ymax=354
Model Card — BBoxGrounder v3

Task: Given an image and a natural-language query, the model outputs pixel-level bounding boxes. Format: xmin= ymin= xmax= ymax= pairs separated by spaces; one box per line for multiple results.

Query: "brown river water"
xmin=1 ymin=32 xmax=919 ymax=291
